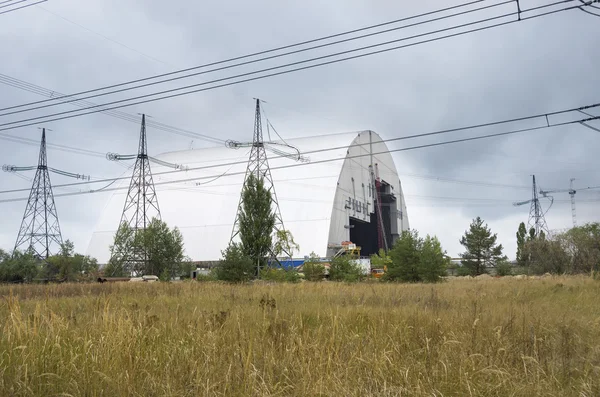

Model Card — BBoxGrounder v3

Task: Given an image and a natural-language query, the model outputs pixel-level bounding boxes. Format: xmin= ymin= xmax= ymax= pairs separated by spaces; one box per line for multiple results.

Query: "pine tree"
xmin=238 ymin=174 xmax=276 ymax=272
xmin=459 ymin=217 xmax=506 ymax=276
xmin=516 ymin=222 xmax=527 ymax=266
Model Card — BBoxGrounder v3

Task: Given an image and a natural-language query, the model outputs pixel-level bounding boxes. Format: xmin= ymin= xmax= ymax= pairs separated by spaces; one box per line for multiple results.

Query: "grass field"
xmin=1 ymin=277 xmax=599 ymax=396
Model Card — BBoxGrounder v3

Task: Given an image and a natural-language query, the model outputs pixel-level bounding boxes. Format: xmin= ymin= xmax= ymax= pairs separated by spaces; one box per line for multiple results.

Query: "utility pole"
xmin=229 ymin=99 xmax=289 ymax=273
xmin=523 ymin=175 xmax=550 ymax=236
xmin=4 ymin=128 xmax=89 ymax=259
xmin=109 ymin=115 xmax=160 ymax=276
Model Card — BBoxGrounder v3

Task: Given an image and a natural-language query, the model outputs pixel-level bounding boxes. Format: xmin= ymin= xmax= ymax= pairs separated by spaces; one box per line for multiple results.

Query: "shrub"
xmin=194 ymin=273 xmax=215 ymax=282
xmin=329 ymin=256 xmax=363 ymax=283
xmin=302 ymin=253 xmax=326 ymax=281
xmin=456 ymin=266 xmax=471 ymax=277
xmin=215 ymin=243 xmax=255 ymax=283
xmin=260 ymin=267 xmax=300 ymax=283
xmin=495 ymin=260 xmax=513 ymax=277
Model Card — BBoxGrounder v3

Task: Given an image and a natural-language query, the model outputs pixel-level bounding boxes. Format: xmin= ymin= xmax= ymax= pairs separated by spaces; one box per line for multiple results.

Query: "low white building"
xmin=86 ymin=130 xmax=410 ymax=262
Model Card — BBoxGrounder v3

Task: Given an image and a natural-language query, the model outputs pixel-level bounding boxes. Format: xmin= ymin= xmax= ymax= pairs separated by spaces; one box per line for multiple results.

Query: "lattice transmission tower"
xmin=513 ymin=175 xmax=551 ymax=237
xmin=3 ymin=128 xmax=89 ymax=258
xmin=228 ymin=99 xmax=308 ymax=264
xmin=106 ymin=114 xmax=187 ymax=275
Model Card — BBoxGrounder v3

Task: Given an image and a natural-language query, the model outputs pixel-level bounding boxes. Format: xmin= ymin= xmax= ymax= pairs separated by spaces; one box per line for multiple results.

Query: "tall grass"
xmin=0 ymin=277 xmax=599 ymax=396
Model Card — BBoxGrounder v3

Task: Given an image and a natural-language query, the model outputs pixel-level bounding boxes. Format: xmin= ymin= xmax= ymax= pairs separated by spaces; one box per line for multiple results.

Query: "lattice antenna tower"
xmin=106 ymin=115 xmax=164 ymax=275
xmin=513 ymin=175 xmax=550 ymax=236
xmin=229 ymin=99 xmax=297 ymax=263
xmin=3 ymin=128 xmax=89 ymax=259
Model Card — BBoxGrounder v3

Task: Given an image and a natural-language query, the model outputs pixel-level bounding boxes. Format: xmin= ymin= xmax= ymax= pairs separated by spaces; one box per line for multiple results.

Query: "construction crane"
xmin=540 ymin=179 xmax=600 ymax=228
xmin=540 ymin=178 xmax=577 ymax=227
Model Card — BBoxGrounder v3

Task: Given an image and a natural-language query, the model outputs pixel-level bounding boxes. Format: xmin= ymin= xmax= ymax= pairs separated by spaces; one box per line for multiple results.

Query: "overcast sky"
xmin=0 ymin=0 xmax=598 ymax=261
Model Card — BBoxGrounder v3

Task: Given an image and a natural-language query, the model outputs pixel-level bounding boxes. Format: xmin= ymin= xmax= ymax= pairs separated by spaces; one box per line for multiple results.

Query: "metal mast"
xmin=528 ymin=175 xmax=550 ymax=236
xmin=111 ymin=114 xmax=161 ymax=275
xmin=230 ymin=99 xmax=287 ymax=252
xmin=8 ymin=129 xmax=64 ymax=258
xmin=569 ymin=178 xmax=577 ymax=227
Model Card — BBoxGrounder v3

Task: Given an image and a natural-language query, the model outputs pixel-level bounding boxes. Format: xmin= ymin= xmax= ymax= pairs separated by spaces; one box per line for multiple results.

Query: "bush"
xmin=456 ymin=266 xmax=471 ymax=277
xmin=495 ymin=260 xmax=512 ymax=276
xmin=194 ymin=273 xmax=215 ymax=282
xmin=215 ymin=243 xmax=255 ymax=283
xmin=0 ymin=249 xmax=40 ymax=283
xmin=260 ymin=267 xmax=300 ymax=283
xmin=523 ymin=238 xmax=569 ymax=275
xmin=302 ymin=253 xmax=326 ymax=281
xmin=329 ymin=256 xmax=363 ymax=282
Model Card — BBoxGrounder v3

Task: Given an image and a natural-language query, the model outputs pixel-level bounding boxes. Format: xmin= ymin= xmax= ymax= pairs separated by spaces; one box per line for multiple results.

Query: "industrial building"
xmin=86 ymin=130 xmax=409 ymax=263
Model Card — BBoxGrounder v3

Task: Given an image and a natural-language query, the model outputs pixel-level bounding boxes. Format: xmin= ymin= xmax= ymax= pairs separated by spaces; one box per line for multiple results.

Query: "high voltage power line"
xmin=0 ymin=108 xmax=598 ymax=203
xmin=1 ymin=100 xmax=598 ymax=195
xmin=0 ymin=0 xmax=45 ymax=16
xmin=0 ymin=0 xmax=592 ymax=132
xmin=0 ymin=74 xmax=225 ymax=146
xmin=0 ymin=0 xmax=511 ymax=116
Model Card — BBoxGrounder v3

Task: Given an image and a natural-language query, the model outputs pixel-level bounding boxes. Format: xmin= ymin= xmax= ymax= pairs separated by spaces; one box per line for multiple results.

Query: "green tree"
xmin=560 ymin=223 xmax=600 ymax=275
xmin=105 ymin=219 xmax=185 ymax=277
xmin=105 ymin=222 xmax=135 ymax=277
xmin=418 ymin=235 xmax=448 ymax=283
xmin=523 ymin=237 xmax=569 ymax=275
xmin=215 ymin=242 xmax=254 ymax=283
xmin=272 ymin=230 xmax=300 ymax=259
xmin=238 ymin=174 xmax=275 ymax=272
xmin=0 ymin=249 xmax=39 ymax=283
xmin=459 ymin=217 xmax=506 ymax=276
xmin=385 ymin=229 xmax=422 ymax=282
xmin=44 ymin=241 xmax=99 ymax=282
xmin=516 ymin=222 xmax=527 ymax=266
xmin=138 ymin=218 xmax=185 ymax=278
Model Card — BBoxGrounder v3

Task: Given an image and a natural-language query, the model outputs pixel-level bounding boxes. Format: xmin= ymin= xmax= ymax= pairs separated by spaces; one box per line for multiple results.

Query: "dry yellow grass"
xmin=1 ymin=277 xmax=599 ymax=396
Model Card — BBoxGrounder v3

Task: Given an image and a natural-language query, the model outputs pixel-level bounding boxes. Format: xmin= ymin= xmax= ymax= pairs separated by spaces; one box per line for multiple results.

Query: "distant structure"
xmin=106 ymin=114 xmax=187 ymax=275
xmin=3 ymin=128 xmax=89 ymax=258
xmin=513 ymin=175 xmax=550 ymax=236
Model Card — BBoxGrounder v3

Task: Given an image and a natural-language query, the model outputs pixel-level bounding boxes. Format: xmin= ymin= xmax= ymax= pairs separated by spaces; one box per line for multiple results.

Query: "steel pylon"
xmin=112 ymin=114 xmax=161 ymax=275
xmin=14 ymin=128 xmax=63 ymax=258
xmin=230 ymin=99 xmax=287 ymax=255
xmin=527 ymin=175 xmax=550 ymax=236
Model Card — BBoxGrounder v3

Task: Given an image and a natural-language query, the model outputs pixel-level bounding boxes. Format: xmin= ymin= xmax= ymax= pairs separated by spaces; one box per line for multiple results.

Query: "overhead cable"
xmin=1 ymin=100 xmax=596 ymax=195
xmin=0 ymin=1 xmax=584 ymax=131
xmin=0 ymin=74 xmax=225 ymax=146
xmin=0 ymin=0 xmax=46 ymax=16
xmin=0 ymin=0 xmax=494 ymax=113
xmin=0 ymin=0 xmax=514 ymax=117
xmin=0 ymin=114 xmax=598 ymax=203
